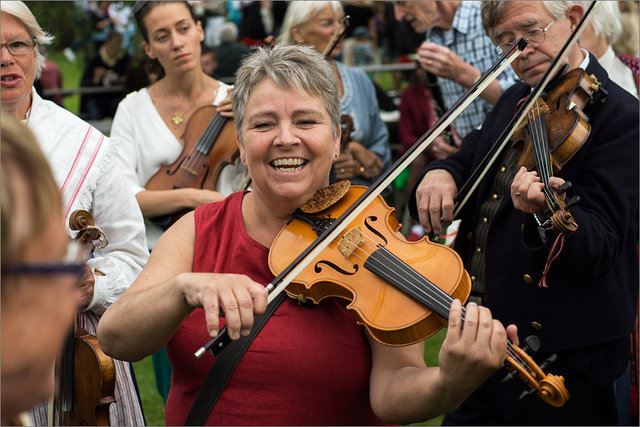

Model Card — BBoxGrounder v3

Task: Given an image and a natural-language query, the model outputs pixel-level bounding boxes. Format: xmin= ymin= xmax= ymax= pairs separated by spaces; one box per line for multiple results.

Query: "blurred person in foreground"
xmin=1 ymin=115 xmax=81 ymax=426
xmin=1 ymin=2 xmax=148 ymax=424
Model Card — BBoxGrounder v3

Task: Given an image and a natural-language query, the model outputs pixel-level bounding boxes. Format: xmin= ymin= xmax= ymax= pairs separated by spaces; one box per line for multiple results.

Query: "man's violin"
xmin=513 ymin=68 xmax=605 ymax=239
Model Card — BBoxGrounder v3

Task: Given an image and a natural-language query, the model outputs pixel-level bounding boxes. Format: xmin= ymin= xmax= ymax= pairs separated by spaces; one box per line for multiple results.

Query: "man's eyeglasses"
xmin=2 ymin=240 xmax=91 ymax=283
xmin=495 ymin=20 xmax=555 ymax=55
xmin=1 ymin=38 xmax=37 ymax=56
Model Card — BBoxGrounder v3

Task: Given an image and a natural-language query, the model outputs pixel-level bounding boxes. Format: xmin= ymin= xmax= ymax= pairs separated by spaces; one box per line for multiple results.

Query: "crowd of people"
xmin=1 ymin=1 xmax=638 ymax=426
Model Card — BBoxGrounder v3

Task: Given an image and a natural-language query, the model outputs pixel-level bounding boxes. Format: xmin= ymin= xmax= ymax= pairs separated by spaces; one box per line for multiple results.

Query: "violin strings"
xmin=528 ymin=107 xmax=556 ymax=207
xmin=334 ymin=229 xmax=528 ymax=367
xmin=183 ymin=114 xmax=227 ymax=172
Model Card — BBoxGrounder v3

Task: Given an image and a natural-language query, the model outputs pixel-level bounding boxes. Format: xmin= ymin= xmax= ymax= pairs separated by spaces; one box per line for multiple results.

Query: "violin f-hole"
xmin=364 ymin=215 xmax=387 ymax=246
xmin=314 ymin=260 xmax=358 ymax=276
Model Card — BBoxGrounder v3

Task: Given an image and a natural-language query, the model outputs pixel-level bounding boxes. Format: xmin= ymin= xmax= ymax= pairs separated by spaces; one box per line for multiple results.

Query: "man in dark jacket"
xmin=409 ymin=1 xmax=639 ymax=424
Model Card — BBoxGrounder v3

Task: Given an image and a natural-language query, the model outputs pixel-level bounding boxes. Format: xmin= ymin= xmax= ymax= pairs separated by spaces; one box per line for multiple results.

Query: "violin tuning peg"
xmin=539 ymin=353 xmax=558 ymax=371
xmin=519 ymin=387 xmax=537 ymax=400
xmin=558 ymin=181 xmax=572 ymax=194
xmin=502 ymin=371 xmax=516 ymax=383
xmin=522 ymin=335 xmax=541 ymax=354
xmin=566 ymin=195 xmax=580 ymax=209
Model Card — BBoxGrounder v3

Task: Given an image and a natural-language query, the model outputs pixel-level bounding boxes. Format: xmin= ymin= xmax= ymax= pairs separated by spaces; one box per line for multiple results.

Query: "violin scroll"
xmin=534 ymin=181 xmax=580 ymax=241
xmin=69 ymin=210 xmax=108 ymax=249
xmin=503 ymin=336 xmax=570 ymax=407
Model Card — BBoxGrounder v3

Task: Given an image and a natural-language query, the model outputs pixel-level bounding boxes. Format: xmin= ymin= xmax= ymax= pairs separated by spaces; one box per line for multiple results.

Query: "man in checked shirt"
xmin=394 ymin=1 xmax=518 ymax=159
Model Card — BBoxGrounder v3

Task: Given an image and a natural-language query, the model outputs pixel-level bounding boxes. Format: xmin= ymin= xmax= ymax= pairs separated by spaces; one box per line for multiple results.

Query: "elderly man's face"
xmin=0 ymin=12 xmax=37 ymax=116
xmin=393 ymin=1 xmax=450 ymax=33
xmin=493 ymin=2 xmax=585 ymax=87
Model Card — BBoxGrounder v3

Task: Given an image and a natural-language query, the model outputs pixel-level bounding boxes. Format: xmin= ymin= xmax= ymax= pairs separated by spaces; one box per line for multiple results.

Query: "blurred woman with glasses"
xmin=1 ymin=2 xmax=148 ymax=425
xmin=0 ymin=115 xmax=81 ymax=426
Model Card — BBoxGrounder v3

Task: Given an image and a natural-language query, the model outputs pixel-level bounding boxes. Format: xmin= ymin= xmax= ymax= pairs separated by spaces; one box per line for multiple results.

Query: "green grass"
xmin=47 ymin=51 xmax=84 ymax=115
xmin=130 ymin=330 xmax=446 ymax=426
xmin=133 ymin=357 xmax=166 ymax=426
xmin=413 ymin=329 xmax=446 ymax=426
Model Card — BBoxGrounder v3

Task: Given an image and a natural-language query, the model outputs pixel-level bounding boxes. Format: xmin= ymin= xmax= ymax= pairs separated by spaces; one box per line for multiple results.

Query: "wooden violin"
xmin=145 ymin=105 xmax=247 ymax=229
xmin=195 ymin=35 xmax=533 ymax=399
xmin=453 ymin=2 xmax=599 ymax=222
xmin=56 ymin=210 xmax=115 ymax=426
xmin=196 ymin=34 xmax=527 ymax=355
xmin=513 ymin=68 xmax=604 ymax=238
xmin=268 ymin=183 xmax=569 ymax=407
xmin=339 ymin=114 xmax=354 ymax=153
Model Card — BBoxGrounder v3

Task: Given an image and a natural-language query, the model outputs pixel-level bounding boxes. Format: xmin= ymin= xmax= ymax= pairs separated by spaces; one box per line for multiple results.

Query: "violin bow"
xmin=322 ymin=15 xmax=350 ymax=58
xmin=453 ymin=1 xmax=599 ymax=218
xmin=195 ymin=39 xmax=527 ymax=358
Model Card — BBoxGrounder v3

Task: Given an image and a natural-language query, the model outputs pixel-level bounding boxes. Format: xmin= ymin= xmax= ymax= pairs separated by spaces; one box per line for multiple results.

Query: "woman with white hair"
xmin=0 ymin=1 xmax=148 ymax=425
xmin=580 ymin=0 xmax=638 ymax=97
xmin=278 ymin=1 xmax=391 ymax=187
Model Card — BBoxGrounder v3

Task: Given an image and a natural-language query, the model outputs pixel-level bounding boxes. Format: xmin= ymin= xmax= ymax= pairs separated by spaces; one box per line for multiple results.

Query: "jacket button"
xmin=471 ymin=275 xmax=477 ymax=282
xmin=531 ymin=321 xmax=543 ymax=330
xmin=491 ymin=193 xmax=498 ymax=200
xmin=523 ymin=274 xmax=533 ymax=285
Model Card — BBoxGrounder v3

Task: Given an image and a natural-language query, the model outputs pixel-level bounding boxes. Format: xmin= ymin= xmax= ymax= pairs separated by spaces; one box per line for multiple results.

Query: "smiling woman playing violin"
xmin=98 ymin=44 xmax=517 ymax=426
xmin=278 ymin=1 xmax=391 ymax=187
xmin=410 ymin=1 xmax=639 ymax=425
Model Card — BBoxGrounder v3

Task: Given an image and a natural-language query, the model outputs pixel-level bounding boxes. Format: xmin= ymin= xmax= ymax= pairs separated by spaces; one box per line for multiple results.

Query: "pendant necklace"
xmin=172 ymin=112 xmax=183 ymax=127
xmin=165 ymin=80 xmax=204 ymax=128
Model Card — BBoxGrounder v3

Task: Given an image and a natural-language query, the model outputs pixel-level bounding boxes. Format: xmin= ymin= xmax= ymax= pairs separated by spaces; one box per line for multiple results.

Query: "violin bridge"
xmin=338 ymin=226 xmax=365 ymax=258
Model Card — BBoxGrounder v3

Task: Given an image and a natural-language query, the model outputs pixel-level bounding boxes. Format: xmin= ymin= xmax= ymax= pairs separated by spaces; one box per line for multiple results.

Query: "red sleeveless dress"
xmin=164 ymin=191 xmax=386 ymax=426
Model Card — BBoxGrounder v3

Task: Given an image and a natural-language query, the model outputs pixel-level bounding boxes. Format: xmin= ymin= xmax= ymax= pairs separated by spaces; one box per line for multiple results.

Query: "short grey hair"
xmin=232 ymin=44 xmax=340 ymax=143
xmin=481 ymin=1 xmax=581 ymax=43
xmin=277 ymin=1 xmax=344 ymax=45
xmin=0 ymin=1 xmax=53 ymax=79
xmin=219 ymin=22 xmax=239 ymax=43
